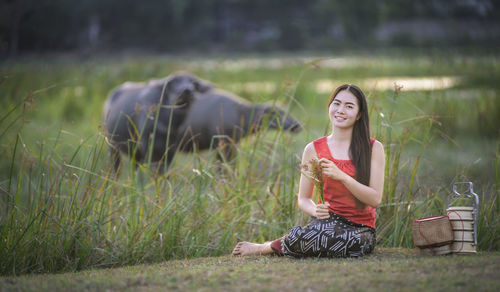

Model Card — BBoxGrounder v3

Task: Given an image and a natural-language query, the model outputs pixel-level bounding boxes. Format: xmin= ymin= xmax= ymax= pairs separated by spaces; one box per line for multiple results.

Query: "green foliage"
xmin=430 ymin=90 xmax=500 ymax=138
xmin=0 ymin=52 xmax=499 ymax=276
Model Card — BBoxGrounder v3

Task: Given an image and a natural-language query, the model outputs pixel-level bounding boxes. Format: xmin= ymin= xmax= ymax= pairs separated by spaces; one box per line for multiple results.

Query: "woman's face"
xmin=328 ymin=89 xmax=360 ymax=129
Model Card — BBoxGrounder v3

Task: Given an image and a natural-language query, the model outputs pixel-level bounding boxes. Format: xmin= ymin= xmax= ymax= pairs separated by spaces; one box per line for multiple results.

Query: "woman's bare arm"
xmin=319 ymin=140 xmax=385 ymax=208
xmin=297 ymin=142 xmax=330 ymax=219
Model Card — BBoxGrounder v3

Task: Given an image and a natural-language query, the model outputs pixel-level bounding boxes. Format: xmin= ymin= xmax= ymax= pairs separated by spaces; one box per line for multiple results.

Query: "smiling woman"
xmin=232 ymin=84 xmax=385 ymax=258
xmin=329 ymin=90 xmax=361 ymax=130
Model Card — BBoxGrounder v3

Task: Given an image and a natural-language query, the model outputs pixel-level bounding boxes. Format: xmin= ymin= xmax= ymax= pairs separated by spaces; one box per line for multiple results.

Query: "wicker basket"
xmin=412 ymin=215 xmax=454 ymax=248
xmin=419 ymin=244 xmax=452 ymax=256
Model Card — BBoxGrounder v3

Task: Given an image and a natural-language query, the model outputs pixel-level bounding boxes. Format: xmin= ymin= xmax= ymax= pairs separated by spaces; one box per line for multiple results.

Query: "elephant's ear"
xmin=160 ymin=76 xmax=180 ymax=104
xmin=162 ymin=76 xmax=175 ymax=93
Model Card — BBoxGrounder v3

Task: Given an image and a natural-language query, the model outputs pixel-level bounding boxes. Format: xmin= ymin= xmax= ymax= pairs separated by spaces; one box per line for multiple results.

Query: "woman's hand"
xmin=314 ymin=202 xmax=330 ymax=220
xmin=318 ymin=158 xmax=347 ymax=182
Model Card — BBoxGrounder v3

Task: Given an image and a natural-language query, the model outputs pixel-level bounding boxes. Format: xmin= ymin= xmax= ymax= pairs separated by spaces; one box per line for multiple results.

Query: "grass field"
xmin=0 ymin=49 xmax=499 ymax=276
xmin=1 ymin=248 xmax=499 ymax=291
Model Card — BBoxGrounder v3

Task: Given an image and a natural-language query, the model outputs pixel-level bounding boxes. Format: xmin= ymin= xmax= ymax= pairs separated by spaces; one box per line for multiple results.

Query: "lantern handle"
xmin=448 ymin=182 xmax=477 ymax=206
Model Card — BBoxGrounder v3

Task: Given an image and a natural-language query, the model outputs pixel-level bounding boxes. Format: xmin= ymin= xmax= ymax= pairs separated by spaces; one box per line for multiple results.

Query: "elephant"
xmin=176 ymin=85 xmax=302 ymax=162
xmin=103 ymin=71 xmax=302 ymax=173
xmin=102 ymin=72 xmax=212 ymax=173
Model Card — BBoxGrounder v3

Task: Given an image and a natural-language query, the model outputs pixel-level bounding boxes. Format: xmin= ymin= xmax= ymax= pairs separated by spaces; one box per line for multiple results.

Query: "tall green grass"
xmin=0 ymin=121 xmax=300 ymax=274
xmin=1 ymin=53 xmax=499 ymax=275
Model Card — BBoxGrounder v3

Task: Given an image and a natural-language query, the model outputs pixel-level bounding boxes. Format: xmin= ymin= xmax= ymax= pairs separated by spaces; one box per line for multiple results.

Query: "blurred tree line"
xmin=1 ymin=0 xmax=499 ymax=57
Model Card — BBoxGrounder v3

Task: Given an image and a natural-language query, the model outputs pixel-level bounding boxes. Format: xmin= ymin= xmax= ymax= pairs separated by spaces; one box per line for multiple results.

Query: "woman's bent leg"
xmin=231 ymin=214 xmax=375 ymax=258
xmin=282 ymin=214 xmax=376 ymax=258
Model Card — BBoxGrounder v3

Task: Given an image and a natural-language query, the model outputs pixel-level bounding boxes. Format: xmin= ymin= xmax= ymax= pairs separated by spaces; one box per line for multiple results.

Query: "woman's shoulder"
xmin=305 ymin=136 xmax=328 ymax=151
xmin=303 ymin=141 xmax=316 ymax=153
xmin=370 ymin=139 xmax=385 ymax=158
xmin=301 ymin=140 xmax=319 ymax=161
xmin=371 ymin=139 xmax=384 ymax=149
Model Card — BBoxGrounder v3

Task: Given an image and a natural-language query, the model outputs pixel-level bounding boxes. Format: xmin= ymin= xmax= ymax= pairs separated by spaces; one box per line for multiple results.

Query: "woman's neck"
xmin=329 ymin=126 xmax=353 ymax=144
xmin=327 ymin=126 xmax=353 ymax=160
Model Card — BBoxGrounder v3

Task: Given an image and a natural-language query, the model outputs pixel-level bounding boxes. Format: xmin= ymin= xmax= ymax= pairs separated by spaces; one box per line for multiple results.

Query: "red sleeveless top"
xmin=313 ymin=136 xmax=376 ymax=229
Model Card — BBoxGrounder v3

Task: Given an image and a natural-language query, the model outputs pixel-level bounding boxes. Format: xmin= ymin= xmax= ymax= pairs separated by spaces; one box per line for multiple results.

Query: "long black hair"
xmin=328 ymin=84 xmax=371 ymax=187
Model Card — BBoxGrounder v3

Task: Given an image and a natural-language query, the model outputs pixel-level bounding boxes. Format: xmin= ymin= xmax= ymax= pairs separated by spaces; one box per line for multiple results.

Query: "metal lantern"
xmin=446 ymin=182 xmax=479 ymax=254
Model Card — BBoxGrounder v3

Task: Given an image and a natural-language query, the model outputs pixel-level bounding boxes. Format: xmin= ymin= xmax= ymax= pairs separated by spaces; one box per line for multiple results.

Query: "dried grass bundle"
xmin=301 ymin=158 xmax=325 ymax=203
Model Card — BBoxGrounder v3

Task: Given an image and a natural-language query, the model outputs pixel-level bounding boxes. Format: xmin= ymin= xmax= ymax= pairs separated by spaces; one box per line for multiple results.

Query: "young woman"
xmin=232 ymin=84 xmax=385 ymax=258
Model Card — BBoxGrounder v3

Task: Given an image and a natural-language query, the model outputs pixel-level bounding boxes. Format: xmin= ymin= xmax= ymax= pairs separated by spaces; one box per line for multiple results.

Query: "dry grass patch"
xmin=1 ymin=248 xmax=499 ymax=292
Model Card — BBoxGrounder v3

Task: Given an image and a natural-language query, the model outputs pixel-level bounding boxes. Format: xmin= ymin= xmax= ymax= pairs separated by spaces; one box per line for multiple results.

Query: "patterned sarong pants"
xmin=275 ymin=213 xmax=376 ymax=258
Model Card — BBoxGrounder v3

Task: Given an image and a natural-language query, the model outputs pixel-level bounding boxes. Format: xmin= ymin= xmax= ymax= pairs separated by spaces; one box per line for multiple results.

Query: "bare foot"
xmin=232 ymin=241 xmax=273 ymax=256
